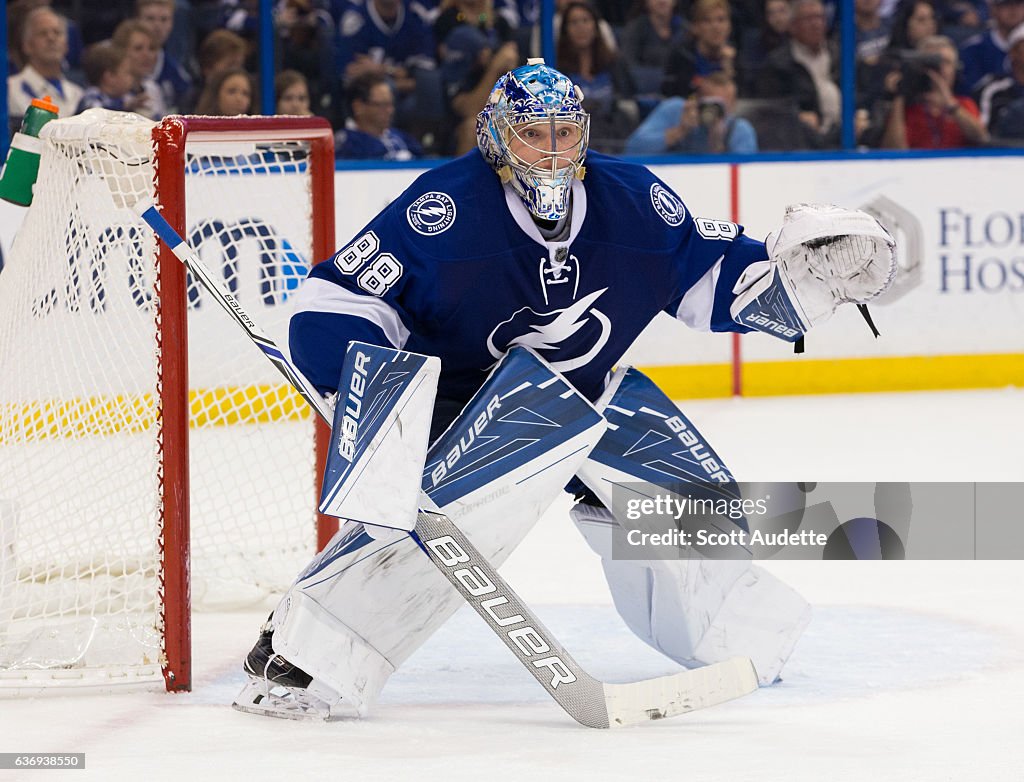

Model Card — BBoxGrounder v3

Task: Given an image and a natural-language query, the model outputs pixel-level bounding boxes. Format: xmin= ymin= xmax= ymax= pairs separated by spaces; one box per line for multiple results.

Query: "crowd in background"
xmin=6 ymin=0 xmax=1024 ymax=161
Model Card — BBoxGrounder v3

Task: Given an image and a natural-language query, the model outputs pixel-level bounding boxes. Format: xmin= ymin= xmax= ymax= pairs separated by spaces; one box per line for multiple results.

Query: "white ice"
xmin=3 ymin=388 xmax=1023 ymax=782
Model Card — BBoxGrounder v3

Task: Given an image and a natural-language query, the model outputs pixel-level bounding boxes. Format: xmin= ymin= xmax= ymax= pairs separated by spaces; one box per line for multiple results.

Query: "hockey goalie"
xmin=232 ymin=60 xmax=897 ymax=721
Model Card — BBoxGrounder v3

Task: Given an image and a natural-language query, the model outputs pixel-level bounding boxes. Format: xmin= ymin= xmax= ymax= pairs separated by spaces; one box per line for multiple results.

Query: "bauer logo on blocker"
xmin=407 ymin=192 xmax=457 ymax=235
xmin=650 ymin=183 xmax=686 ymax=227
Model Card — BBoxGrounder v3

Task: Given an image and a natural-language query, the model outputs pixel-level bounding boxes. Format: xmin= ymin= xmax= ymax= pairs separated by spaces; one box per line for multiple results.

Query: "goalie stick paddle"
xmin=137 ymin=203 xmax=759 ymax=727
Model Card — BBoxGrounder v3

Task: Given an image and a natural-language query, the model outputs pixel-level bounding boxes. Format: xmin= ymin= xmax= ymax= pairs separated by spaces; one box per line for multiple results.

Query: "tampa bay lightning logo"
xmin=650 ymin=183 xmax=686 ymax=227
xmin=407 ymin=192 xmax=457 ymax=236
xmin=486 ymin=288 xmax=611 ymax=372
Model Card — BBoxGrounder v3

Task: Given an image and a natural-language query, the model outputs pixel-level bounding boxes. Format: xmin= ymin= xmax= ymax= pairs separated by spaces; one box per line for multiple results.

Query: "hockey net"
xmin=0 ymin=111 xmax=335 ymax=693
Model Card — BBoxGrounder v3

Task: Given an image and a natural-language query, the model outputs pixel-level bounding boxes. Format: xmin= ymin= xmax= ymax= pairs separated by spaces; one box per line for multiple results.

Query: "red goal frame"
xmin=153 ymin=116 xmax=336 ymax=692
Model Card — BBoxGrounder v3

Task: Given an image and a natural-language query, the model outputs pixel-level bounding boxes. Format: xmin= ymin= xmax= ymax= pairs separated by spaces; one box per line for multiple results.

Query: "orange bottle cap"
xmin=30 ymin=96 xmax=59 ymax=114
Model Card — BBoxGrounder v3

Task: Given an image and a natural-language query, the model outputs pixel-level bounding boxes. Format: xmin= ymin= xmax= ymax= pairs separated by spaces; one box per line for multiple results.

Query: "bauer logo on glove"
xmin=730 ymin=203 xmax=897 ymax=341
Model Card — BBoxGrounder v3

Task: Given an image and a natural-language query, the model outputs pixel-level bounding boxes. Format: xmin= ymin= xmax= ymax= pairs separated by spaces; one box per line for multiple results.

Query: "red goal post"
xmin=156 ymin=116 xmax=336 ymax=692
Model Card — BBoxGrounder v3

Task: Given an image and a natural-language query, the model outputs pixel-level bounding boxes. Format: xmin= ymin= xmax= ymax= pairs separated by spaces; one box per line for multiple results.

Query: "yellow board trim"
xmin=3 ymin=353 xmax=1021 ymax=443
xmin=638 ymin=353 xmax=1024 ymax=399
xmin=0 ymin=384 xmax=311 ymax=443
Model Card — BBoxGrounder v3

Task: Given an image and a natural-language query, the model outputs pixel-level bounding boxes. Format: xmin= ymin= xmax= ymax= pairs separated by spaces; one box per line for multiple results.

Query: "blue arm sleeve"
xmin=710 ymin=233 xmax=768 ymax=333
xmin=289 ymin=309 xmax=391 ymax=396
xmin=288 ymin=206 xmax=417 ymax=394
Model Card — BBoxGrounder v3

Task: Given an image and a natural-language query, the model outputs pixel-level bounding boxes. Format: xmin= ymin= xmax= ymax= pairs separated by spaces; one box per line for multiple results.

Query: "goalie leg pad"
xmin=570 ymin=503 xmax=810 ymax=686
xmin=270 ymin=588 xmax=396 ymax=717
xmin=571 ymin=366 xmax=810 ymax=685
xmin=236 ymin=348 xmax=605 ymax=718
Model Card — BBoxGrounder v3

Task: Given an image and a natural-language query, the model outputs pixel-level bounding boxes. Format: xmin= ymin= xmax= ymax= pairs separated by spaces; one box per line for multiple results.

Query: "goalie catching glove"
xmin=730 ymin=204 xmax=897 ymax=342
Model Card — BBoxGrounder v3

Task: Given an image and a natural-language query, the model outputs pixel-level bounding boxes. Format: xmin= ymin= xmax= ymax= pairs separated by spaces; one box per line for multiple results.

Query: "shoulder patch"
xmin=650 ymin=183 xmax=686 ymax=227
xmin=406 ymin=191 xmax=457 ymax=236
xmin=341 ymin=9 xmax=364 ymax=37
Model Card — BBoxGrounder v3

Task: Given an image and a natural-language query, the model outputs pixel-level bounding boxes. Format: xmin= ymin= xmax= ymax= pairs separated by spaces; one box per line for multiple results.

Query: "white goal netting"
xmin=0 ymin=110 xmax=324 ymax=691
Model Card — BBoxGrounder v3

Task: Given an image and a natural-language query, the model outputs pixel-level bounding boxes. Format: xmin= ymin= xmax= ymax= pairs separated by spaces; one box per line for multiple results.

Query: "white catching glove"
xmin=730 ymin=204 xmax=897 ymax=341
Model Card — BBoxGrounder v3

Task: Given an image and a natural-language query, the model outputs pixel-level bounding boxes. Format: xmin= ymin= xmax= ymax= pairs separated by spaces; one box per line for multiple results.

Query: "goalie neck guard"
xmin=476 ymin=60 xmax=589 ymax=222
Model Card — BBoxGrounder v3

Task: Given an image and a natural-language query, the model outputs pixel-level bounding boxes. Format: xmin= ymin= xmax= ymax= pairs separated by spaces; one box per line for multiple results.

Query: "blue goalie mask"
xmin=476 ymin=61 xmax=589 ymax=221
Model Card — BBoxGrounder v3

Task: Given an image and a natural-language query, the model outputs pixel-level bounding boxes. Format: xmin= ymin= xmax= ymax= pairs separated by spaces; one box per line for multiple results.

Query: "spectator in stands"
xmin=978 ymin=23 xmax=1024 ymax=139
xmin=7 ymin=0 xmax=50 ymax=74
xmin=960 ymin=0 xmax=1024 ymax=93
xmin=198 ymin=28 xmax=248 ymax=79
xmin=194 ymin=65 xmax=254 ymax=115
xmin=737 ymin=0 xmax=791 ymax=95
xmin=136 ymin=0 xmax=194 ymax=113
xmin=662 ymin=0 xmax=738 ymax=98
xmin=619 ymin=0 xmax=686 ymax=89
xmin=881 ymin=34 xmax=989 ymax=146
xmin=856 ymin=0 xmax=893 ymax=64
xmin=625 ymin=70 xmax=758 ymax=152
xmin=335 ymin=72 xmax=424 ymax=159
xmin=76 ymin=43 xmax=135 ymax=113
xmin=276 ymin=0 xmax=336 ymax=118
xmin=112 ymin=20 xmax=168 ymax=119
xmin=531 ymin=0 xmax=619 ymax=60
xmin=557 ymin=1 xmax=639 ymax=152
xmin=276 ymin=69 xmax=314 ymax=115
xmin=7 ymin=7 xmax=83 ymax=126
xmin=886 ymin=0 xmax=938 ymax=52
xmin=441 ymin=24 xmax=520 ymax=153
xmin=756 ymin=0 xmax=841 ymax=146
xmin=335 ymin=0 xmax=436 ymax=91
xmin=335 ymin=0 xmax=440 ymax=140
xmin=857 ymin=0 xmax=938 ymax=115
xmin=190 ymin=28 xmax=248 ymax=110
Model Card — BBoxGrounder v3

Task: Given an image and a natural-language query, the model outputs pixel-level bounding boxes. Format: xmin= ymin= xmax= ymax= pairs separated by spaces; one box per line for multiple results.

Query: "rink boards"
xmin=1 ymin=153 xmax=1021 ymax=400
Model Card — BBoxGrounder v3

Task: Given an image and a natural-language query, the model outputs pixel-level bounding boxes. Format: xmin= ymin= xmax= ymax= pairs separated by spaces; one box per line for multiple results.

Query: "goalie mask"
xmin=476 ymin=61 xmax=589 ymax=221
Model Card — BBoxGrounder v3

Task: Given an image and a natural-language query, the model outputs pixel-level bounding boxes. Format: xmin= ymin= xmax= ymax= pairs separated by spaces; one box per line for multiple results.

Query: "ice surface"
xmin=3 ymin=389 xmax=1023 ymax=781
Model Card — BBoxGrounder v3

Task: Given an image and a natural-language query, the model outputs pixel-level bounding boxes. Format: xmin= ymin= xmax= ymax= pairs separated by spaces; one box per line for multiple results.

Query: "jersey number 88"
xmin=334 ymin=231 xmax=404 ymax=295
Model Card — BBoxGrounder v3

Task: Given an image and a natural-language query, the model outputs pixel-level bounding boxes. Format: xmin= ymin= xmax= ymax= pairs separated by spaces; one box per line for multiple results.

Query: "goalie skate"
xmin=232 ymin=625 xmax=354 ymax=722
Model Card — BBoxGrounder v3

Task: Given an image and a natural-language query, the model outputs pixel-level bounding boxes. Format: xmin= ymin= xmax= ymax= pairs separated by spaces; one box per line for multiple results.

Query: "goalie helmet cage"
xmin=0 ymin=112 xmax=336 ymax=695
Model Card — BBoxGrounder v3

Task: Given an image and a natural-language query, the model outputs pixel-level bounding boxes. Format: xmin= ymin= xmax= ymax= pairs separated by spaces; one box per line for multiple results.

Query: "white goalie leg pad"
xmin=257 ymin=350 xmax=605 ymax=716
xmin=270 ymin=587 xmax=396 ymax=718
xmin=570 ymin=504 xmax=810 ymax=687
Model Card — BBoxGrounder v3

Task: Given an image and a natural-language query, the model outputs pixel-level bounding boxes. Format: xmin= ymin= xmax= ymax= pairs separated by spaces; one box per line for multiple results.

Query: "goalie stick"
xmin=136 ymin=201 xmax=758 ymax=728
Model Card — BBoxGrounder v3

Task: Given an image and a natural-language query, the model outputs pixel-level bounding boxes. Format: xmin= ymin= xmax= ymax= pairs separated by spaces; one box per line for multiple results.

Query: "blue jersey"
xmin=289 ymin=150 xmax=766 ymax=409
xmin=335 ymin=0 xmax=435 ymax=73
xmin=959 ymin=30 xmax=1010 ymax=94
xmin=335 ymin=125 xmax=423 ymax=160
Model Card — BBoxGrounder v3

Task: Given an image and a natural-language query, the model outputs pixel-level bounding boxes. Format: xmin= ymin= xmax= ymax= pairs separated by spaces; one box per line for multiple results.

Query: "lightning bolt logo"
xmin=486 ymin=288 xmax=612 ymax=372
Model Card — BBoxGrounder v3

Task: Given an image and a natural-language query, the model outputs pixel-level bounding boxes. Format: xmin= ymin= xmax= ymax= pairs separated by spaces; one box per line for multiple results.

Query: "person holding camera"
xmin=880 ymin=35 xmax=989 ymax=147
xmin=624 ymin=70 xmax=758 ymax=153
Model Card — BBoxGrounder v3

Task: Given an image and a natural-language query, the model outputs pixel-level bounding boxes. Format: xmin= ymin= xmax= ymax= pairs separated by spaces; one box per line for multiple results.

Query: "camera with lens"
xmin=698 ymin=97 xmax=727 ymax=127
xmin=894 ymin=50 xmax=946 ymax=99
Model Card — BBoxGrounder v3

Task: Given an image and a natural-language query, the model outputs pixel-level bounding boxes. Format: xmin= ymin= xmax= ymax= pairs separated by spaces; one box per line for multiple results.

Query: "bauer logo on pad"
xmin=319 ymin=342 xmax=439 ymax=531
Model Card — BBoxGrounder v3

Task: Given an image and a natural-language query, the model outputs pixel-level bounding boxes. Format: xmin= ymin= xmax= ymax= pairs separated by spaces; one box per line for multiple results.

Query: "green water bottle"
xmin=0 ymin=95 xmax=60 ymax=206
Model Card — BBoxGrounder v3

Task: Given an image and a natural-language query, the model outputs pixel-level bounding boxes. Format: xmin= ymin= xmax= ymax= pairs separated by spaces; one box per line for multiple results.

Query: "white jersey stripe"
xmin=674 ymin=256 xmax=722 ymax=331
xmin=290 ymin=277 xmax=411 ymax=348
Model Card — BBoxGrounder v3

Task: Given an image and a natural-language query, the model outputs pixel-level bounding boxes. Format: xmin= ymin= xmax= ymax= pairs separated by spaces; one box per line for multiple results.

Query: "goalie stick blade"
xmin=602 ymin=657 xmax=758 ymax=728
